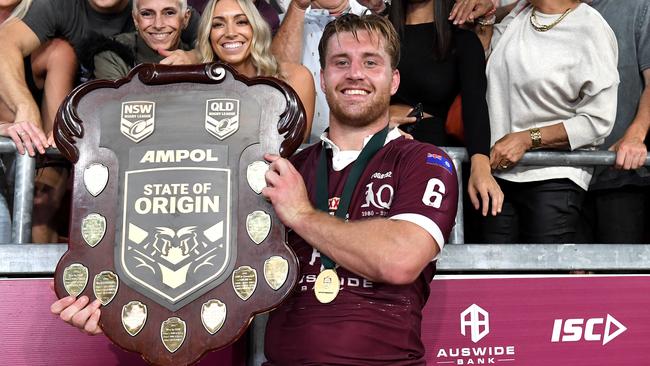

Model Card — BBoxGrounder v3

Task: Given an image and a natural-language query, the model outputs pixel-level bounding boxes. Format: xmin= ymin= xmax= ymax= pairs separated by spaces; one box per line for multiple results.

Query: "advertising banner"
xmin=423 ymin=275 xmax=650 ymax=366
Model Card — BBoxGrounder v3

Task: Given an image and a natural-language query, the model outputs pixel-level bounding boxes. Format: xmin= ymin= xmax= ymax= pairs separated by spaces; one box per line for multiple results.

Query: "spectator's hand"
xmin=47 ymin=131 xmax=56 ymax=148
xmin=262 ymin=153 xmax=315 ymax=229
xmin=357 ymin=0 xmax=387 ymax=14
xmin=389 ymin=104 xmax=417 ymax=127
xmin=449 ymin=0 xmax=495 ymax=25
xmin=396 ymin=128 xmax=414 ymax=140
xmin=610 ymin=128 xmax=648 ymax=170
xmin=159 ymin=49 xmax=200 ymax=65
xmin=468 ymin=154 xmax=503 ymax=216
xmin=489 ymin=131 xmax=531 ymax=170
xmin=0 ymin=120 xmax=49 ymax=156
xmin=50 ymin=281 xmax=103 ymax=336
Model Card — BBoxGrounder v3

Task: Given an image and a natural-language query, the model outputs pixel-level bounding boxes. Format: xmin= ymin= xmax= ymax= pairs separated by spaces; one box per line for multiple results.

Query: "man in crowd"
xmin=580 ymin=0 xmax=650 ymax=243
xmin=0 ymin=0 xmax=199 ymax=242
xmin=52 ymin=14 xmax=459 ymax=364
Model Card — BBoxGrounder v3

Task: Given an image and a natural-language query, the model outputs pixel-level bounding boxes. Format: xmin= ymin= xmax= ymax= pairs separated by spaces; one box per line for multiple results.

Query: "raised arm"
xmin=281 ymin=62 xmax=316 ymax=141
xmin=0 ymin=19 xmax=50 ymax=155
xmin=271 ymin=0 xmax=309 ymax=63
xmin=0 ymin=19 xmax=43 ymax=129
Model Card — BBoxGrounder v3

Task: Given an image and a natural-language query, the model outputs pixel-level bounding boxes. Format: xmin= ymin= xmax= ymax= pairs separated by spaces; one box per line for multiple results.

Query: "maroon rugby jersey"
xmin=264 ymin=136 xmax=458 ymax=365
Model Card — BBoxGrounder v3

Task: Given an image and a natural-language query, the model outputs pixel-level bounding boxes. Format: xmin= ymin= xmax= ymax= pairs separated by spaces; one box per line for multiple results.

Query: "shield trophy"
xmin=53 ymin=62 xmax=303 ymax=365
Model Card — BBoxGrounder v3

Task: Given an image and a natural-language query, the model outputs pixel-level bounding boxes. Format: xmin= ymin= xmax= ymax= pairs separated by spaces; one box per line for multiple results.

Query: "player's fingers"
xmin=84 ymin=308 xmax=103 ymax=335
xmin=59 ymin=295 xmax=90 ymax=322
xmin=71 ymin=299 xmax=101 ymax=329
xmin=51 ymin=296 xmax=76 ymax=315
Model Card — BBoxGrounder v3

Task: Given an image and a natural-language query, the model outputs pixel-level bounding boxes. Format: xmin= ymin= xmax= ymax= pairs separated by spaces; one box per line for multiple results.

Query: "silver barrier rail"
xmin=0 ymin=138 xmax=37 ymax=244
xmin=443 ymin=147 xmax=650 ymax=244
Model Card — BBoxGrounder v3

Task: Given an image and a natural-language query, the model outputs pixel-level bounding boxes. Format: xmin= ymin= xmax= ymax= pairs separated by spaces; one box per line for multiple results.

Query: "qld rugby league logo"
xmin=119 ymin=165 xmax=232 ymax=309
xmin=205 ymin=98 xmax=239 ymax=140
xmin=121 ymin=101 xmax=155 ymax=143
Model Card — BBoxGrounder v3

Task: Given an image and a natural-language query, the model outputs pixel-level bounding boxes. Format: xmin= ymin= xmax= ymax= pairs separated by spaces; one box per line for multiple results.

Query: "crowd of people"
xmin=0 ymin=0 xmax=648 ymax=363
xmin=1 ymin=0 xmax=646 ymax=245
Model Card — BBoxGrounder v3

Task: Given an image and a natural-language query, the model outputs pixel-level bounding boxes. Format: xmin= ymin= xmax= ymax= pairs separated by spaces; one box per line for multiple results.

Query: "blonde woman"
xmin=197 ymin=0 xmax=315 ymax=139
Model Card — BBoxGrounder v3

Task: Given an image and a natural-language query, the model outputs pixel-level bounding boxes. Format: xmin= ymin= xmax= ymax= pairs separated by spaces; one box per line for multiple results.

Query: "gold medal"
xmin=314 ymin=269 xmax=340 ymax=304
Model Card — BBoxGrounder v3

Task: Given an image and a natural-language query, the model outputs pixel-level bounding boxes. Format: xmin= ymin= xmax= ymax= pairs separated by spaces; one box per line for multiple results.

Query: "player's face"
xmin=320 ymin=30 xmax=399 ymax=128
xmin=209 ymin=0 xmax=254 ymax=72
xmin=134 ymin=0 xmax=189 ymax=51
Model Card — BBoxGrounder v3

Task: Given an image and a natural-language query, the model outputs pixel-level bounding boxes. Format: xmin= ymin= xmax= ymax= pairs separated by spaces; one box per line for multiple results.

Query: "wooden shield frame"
xmin=53 ymin=62 xmax=303 ymax=365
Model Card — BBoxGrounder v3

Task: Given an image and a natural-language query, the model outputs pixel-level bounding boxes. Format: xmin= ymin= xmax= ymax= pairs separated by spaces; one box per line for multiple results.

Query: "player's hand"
xmin=159 ymin=48 xmax=200 ymax=65
xmin=609 ymin=130 xmax=647 ymax=170
xmin=50 ymin=281 xmax=103 ymax=335
xmin=449 ymin=0 xmax=495 ymax=25
xmin=489 ymin=131 xmax=531 ymax=170
xmin=1 ymin=120 xmax=49 ymax=156
xmin=468 ymin=154 xmax=503 ymax=216
xmin=262 ymin=154 xmax=315 ymax=229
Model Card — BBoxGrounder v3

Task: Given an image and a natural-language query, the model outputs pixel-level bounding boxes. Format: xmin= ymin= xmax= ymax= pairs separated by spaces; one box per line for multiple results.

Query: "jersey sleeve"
xmin=388 ymin=145 xmax=458 ymax=252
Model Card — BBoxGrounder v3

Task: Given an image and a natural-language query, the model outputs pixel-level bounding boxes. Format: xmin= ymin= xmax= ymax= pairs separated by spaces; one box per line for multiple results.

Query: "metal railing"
xmin=2 ymin=137 xmax=650 ymax=271
xmin=0 ymin=138 xmax=36 ymax=244
xmin=444 ymin=147 xmax=650 ymax=244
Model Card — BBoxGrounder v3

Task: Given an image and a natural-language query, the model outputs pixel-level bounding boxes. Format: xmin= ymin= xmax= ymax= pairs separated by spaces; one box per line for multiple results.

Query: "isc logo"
xmin=551 ymin=314 xmax=627 ymax=345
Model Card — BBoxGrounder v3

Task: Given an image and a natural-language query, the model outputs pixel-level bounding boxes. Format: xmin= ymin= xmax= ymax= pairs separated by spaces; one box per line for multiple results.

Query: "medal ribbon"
xmin=315 ymin=126 xmax=389 ymax=269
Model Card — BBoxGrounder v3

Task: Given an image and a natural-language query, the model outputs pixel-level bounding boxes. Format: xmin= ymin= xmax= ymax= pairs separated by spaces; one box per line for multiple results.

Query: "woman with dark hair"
xmin=388 ymin=0 xmax=503 ymax=217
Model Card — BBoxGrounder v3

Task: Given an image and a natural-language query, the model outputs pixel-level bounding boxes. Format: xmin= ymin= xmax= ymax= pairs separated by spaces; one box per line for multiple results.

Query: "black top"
xmin=393 ymin=23 xmax=490 ymax=156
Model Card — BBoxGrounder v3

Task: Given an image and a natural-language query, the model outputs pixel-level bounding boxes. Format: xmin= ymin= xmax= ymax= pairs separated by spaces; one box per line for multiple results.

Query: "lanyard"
xmin=315 ymin=126 xmax=389 ymax=269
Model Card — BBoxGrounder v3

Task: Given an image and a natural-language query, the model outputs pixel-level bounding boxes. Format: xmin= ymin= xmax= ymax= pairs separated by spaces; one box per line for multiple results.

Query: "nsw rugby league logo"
xmin=120 ymin=101 xmax=155 ymax=143
xmin=205 ymin=98 xmax=240 ymax=140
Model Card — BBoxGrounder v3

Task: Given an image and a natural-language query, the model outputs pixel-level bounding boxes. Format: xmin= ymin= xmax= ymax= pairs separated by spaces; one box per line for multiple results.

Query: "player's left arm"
xmin=262 ymin=150 xmax=458 ymax=285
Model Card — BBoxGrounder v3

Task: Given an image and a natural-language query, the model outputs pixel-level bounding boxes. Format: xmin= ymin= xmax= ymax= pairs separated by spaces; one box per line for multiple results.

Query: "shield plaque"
xmin=53 ymin=62 xmax=303 ymax=365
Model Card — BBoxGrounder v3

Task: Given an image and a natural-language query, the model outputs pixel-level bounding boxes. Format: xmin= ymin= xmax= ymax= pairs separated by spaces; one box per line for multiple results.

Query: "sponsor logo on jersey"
xmin=328 ymin=197 xmax=340 ymax=211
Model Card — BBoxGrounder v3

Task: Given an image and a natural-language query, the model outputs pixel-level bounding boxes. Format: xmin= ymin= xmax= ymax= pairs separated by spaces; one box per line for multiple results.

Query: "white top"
xmin=486 ymin=1 xmax=619 ymax=190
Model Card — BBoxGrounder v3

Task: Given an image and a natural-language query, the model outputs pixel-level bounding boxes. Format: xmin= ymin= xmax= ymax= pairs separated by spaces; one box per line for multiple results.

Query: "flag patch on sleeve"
xmin=426 ymin=153 xmax=453 ymax=173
